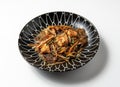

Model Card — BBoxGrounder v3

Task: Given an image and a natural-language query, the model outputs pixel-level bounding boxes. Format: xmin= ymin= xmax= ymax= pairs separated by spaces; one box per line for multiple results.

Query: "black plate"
xmin=18 ymin=11 xmax=100 ymax=72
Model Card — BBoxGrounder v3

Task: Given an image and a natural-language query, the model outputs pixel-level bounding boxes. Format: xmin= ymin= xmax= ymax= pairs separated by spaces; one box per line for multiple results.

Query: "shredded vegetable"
xmin=28 ymin=25 xmax=88 ymax=66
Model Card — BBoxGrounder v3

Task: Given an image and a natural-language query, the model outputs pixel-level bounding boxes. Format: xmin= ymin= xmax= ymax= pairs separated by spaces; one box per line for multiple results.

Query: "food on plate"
xmin=28 ymin=25 xmax=88 ymax=66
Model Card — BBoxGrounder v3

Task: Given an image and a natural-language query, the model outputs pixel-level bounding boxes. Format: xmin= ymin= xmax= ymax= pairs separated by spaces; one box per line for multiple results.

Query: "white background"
xmin=0 ymin=0 xmax=120 ymax=87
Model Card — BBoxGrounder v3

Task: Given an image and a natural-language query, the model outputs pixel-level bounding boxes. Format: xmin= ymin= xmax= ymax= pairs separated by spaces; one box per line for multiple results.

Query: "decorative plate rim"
xmin=18 ymin=11 xmax=100 ymax=72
